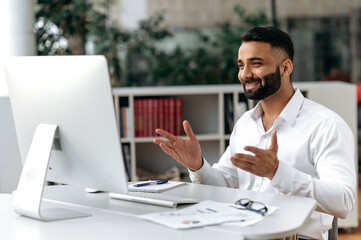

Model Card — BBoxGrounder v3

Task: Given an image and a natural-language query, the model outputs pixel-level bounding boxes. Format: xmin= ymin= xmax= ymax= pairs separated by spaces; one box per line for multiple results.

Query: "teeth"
xmin=246 ymin=82 xmax=259 ymax=86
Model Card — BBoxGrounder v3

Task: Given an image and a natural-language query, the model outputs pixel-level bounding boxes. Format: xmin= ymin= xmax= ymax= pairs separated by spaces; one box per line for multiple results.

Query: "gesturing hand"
xmin=153 ymin=120 xmax=203 ymax=171
xmin=230 ymin=129 xmax=279 ymax=180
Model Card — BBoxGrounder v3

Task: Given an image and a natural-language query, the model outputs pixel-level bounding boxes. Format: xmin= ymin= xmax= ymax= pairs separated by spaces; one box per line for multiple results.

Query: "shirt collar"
xmin=251 ymin=88 xmax=305 ymax=127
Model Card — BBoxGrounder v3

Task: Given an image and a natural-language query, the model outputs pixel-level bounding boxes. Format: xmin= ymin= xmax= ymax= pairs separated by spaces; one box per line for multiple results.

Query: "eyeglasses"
xmin=235 ymin=198 xmax=268 ymax=216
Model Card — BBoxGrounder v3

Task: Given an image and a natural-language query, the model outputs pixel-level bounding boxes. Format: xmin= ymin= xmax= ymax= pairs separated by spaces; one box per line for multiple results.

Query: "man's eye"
xmin=253 ymin=62 xmax=262 ymax=66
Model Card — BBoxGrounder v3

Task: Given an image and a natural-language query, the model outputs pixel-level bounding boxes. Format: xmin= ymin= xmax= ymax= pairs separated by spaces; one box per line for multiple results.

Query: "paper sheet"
xmin=128 ymin=181 xmax=186 ymax=193
xmin=139 ymin=200 xmax=278 ymax=229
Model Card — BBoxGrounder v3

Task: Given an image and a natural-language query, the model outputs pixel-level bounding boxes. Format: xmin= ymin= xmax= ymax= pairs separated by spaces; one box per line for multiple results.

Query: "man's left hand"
xmin=230 ymin=129 xmax=279 ymax=180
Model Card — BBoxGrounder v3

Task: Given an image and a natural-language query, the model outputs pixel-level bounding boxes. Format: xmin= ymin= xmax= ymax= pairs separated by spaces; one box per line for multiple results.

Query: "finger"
xmin=154 ymin=138 xmax=172 ymax=146
xmin=159 ymin=142 xmax=175 ymax=155
xmin=243 ymin=146 xmax=265 ymax=156
xmin=183 ymin=120 xmax=197 ymax=141
xmin=231 ymin=157 xmax=255 ymax=171
xmin=155 ymin=128 xmax=177 ymax=142
xmin=159 ymin=143 xmax=182 ymax=162
xmin=232 ymin=153 xmax=256 ymax=164
xmin=268 ymin=129 xmax=278 ymax=152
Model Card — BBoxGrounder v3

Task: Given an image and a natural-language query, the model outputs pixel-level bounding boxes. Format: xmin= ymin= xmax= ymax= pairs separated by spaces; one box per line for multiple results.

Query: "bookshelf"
xmin=113 ymin=85 xmax=252 ymax=179
xmin=112 ymin=81 xmax=358 ymax=228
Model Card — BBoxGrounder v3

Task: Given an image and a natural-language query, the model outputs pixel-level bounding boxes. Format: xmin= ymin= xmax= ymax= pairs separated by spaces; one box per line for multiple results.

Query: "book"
xmin=175 ymin=97 xmax=182 ymax=136
xmin=132 ymin=97 xmax=182 ymax=137
xmin=126 ymin=107 xmax=132 ymax=138
xmin=163 ymin=98 xmax=169 ymax=132
xmin=168 ymin=98 xmax=175 ymax=135
xmin=134 ymin=99 xmax=141 ymax=137
xmin=128 ymin=180 xmax=186 ymax=193
xmin=146 ymin=98 xmax=152 ymax=137
xmin=152 ymin=98 xmax=159 ymax=136
xmin=224 ymin=94 xmax=234 ymax=134
xmin=122 ymin=144 xmax=131 ymax=181
xmin=157 ymin=98 xmax=164 ymax=131
xmin=121 ymin=106 xmax=128 ymax=138
xmin=140 ymin=99 xmax=146 ymax=137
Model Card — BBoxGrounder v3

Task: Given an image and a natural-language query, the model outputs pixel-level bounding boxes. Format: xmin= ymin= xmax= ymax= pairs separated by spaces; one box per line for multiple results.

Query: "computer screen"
xmin=4 ymin=55 xmax=128 ymax=220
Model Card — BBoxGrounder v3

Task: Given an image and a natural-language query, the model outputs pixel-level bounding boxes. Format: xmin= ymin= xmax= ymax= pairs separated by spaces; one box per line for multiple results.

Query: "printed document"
xmin=139 ymin=200 xmax=278 ymax=229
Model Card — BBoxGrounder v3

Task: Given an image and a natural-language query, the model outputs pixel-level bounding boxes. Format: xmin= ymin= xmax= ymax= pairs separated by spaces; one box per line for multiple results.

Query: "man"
xmin=153 ymin=26 xmax=356 ymax=239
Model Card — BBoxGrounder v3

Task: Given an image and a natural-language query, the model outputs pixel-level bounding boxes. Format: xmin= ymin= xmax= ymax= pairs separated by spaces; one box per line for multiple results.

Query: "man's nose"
xmin=239 ymin=65 xmax=253 ymax=80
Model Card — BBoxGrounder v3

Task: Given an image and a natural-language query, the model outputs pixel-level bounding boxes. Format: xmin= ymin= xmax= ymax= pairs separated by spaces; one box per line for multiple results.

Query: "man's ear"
xmin=281 ymin=59 xmax=293 ymax=77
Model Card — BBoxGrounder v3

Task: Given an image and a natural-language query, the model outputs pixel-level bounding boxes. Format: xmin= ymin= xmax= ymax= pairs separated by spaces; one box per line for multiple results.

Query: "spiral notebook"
xmin=128 ymin=181 xmax=186 ymax=193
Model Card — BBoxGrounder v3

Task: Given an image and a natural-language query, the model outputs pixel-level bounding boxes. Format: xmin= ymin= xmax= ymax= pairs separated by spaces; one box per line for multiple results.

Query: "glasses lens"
xmin=250 ymin=201 xmax=265 ymax=211
xmin=235 ymin=198 xmax=249 ymax=206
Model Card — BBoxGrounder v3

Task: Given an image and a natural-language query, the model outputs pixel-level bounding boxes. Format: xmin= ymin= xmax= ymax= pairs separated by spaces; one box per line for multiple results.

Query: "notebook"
xmin=109 ymin=181 xmax=199 ymax=208
xmin=128 ymin=181 xmax=186 ymax=193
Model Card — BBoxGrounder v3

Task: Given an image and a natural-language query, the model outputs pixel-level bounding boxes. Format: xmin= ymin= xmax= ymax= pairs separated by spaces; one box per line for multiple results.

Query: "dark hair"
xmin=241 ymin=26 xmax=294 ymax=61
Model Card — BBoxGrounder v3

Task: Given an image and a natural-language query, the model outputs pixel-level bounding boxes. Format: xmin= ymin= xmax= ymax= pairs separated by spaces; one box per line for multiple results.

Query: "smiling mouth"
xmin=243 ymin=79 xmax=261 ymax=90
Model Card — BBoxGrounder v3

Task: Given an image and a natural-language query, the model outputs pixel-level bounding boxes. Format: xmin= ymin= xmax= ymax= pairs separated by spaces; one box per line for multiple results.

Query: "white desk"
xmin=0 ymin=183 xmax=316 ymax=240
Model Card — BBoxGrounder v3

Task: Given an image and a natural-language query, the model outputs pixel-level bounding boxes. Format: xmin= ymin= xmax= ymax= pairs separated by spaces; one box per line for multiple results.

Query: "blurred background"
xmin=1 ymin=0 xmax=360 ymax=88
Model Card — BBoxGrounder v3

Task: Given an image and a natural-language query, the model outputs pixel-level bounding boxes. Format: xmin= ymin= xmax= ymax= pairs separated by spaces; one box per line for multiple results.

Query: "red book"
xmin=152 ymin=99 xmax=158 ymax=136
xmin=134 ymin=99 xmax=140 ymax=137
xmin=122 ymin=107 xmax=128 ymax=138
xmin=141 ymin=99 xmax=147 ymax=137
xmin=163 ymin=98 xmax=169 ymax=133
xmin=168 ymin=98 xmax=175 ymax=135
xmin=147 ymin=98 xmax=153 ymax=137
xmin=175 ymin=98 xmax=182 ymax=136
xmin=157 ymin=98 xmax=164 ymax=131
xmin=137 ymin=99 xmax=144 ymax=137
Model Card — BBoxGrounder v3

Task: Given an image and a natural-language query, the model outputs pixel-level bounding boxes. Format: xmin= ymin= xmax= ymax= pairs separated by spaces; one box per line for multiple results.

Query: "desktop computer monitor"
xmin=4 ymin=55 xmax=128 ymax=221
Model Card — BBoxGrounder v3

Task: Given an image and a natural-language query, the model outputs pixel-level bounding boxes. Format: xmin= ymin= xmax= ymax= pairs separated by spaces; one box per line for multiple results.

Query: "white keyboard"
xmin=109 ymin=192 xmax=200 ymax=208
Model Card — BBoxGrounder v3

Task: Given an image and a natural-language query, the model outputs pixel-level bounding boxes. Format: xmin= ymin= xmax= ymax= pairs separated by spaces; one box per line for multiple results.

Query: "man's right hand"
xmin=153 ymin=120 xmax=203 ymax=171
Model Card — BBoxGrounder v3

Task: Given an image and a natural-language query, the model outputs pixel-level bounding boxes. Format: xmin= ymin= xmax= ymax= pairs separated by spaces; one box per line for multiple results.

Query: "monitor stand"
xmin=12 ymin=124 xmax=91 ymax=221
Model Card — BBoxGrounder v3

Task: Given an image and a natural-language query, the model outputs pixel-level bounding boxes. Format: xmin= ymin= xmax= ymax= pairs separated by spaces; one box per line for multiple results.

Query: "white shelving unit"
xmin=113 ymin=81 xmax=358 ymax=229
xmin=113 ymin=85 xmax=252 ymax=178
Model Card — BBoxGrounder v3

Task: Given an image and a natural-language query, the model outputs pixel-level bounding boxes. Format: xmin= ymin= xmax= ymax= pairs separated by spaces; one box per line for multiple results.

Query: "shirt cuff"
xmin=271 ymin=160 xmax=296 ymax=194
xmin=188 ymin=158 xmax=212 ymax=184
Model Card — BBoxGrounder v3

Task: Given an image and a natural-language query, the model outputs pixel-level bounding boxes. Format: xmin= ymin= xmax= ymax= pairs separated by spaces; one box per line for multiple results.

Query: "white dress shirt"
xmin=189 ymin=89 xmax=356 ymax=240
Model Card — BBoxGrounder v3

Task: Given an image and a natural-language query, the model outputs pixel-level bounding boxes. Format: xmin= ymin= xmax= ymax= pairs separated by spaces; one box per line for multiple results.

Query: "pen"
xmin=133 ymin=180 xmax=168 ymax=187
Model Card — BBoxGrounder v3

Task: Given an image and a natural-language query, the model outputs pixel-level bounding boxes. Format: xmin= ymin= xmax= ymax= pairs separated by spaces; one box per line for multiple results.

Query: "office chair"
xmin=296 ymin=217 xmax=337 ymax=240
xmin=328 ymin=217 xmax=338 ymax=240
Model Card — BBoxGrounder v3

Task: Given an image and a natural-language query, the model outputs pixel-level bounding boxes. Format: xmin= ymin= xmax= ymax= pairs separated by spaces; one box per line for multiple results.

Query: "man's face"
xmin=237 ymin=42 xmax=283 ymax=100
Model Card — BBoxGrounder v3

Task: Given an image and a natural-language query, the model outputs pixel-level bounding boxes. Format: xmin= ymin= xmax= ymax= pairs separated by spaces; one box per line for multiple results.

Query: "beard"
xmin=241 ymin=66 xmax=282 ymax=100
